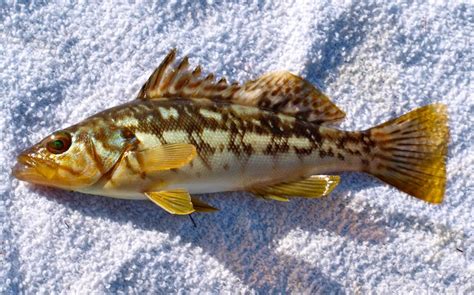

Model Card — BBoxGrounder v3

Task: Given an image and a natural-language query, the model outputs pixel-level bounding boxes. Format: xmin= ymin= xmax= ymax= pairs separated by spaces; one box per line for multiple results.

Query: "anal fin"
xmin=251 ymin=175 xmax=340 ymax=199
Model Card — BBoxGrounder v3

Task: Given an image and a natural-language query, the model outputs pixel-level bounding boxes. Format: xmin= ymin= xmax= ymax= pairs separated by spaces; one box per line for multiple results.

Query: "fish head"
xmin=13 ymin=121 xmax=135 ymax=190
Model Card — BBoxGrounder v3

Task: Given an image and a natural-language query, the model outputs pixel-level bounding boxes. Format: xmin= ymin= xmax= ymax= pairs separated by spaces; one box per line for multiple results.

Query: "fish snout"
xmin=12 ymin=153 xmax=37 ymax=181
xmin=12 ymin=161 xmax=30 ymax=181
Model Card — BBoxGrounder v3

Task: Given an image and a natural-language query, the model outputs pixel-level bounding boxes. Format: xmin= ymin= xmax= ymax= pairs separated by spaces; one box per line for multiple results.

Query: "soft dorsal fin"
xmin=236 ymin=72 xmax=345 ymax=124
xmin=137 ymin=49 xmax=345 ymax=124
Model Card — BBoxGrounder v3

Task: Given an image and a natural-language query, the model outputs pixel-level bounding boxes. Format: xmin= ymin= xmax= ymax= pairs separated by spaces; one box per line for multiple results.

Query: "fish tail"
xmin=365 ymin=104 xmax=449 ymax=203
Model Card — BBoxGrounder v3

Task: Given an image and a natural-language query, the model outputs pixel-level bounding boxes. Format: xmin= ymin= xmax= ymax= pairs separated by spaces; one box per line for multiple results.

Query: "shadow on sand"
xmin=27 ymin=171 xmax=446 ymax=292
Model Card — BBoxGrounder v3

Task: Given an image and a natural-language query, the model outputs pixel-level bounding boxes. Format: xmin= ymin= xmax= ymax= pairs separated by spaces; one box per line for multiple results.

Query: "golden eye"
xmin=46 ymin=132 xmax=72 ymax=154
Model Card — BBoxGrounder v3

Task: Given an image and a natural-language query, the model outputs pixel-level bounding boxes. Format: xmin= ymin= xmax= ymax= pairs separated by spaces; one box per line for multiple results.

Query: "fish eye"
xmin=46 ymin=132 xmax=72 ymax=154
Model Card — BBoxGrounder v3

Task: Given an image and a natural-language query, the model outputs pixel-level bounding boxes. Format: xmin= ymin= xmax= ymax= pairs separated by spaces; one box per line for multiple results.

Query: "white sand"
xmin=1 ymin=1 xmax=472 ymax=293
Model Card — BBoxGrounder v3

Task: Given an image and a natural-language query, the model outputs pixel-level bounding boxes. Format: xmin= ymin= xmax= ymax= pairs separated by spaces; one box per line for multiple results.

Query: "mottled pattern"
xmin=77 ymin=97 xmax=368 ymax=196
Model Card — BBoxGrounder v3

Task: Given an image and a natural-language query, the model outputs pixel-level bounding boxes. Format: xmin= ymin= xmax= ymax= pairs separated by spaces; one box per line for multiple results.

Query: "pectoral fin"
xmin=191 ymin=197 xmax=219 ymax=212
xmin=133 ymin=143 xmax=196 ymax=172
xmin=145 ymin=190 xmax=195 ymax=215
xmin=252 ymin=175 xmax=340 ymax=199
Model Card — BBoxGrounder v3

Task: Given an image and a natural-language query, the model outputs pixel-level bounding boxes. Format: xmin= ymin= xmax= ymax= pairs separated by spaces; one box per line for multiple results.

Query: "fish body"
xmin=75 ymin=98 xmax=362 ymax=199
xmin=13 ymin=50 xmax=449 ymax=214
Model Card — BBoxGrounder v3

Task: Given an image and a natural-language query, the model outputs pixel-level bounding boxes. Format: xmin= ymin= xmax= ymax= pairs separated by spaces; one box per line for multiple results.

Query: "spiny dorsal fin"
xmin=137 ymin=49 xmax=345 ymax=124
xmin=136 ymin=49 xmax=241 ymax=101
xmin=251 ymin=175 xmax=340 ymax=199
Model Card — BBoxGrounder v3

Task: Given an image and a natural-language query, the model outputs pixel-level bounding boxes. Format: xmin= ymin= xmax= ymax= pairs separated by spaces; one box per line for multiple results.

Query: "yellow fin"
xmin=191 ymin=197 xmax=219 ymax=212
xmin=137 ymin=50 xmax=345 ymax=124
xmin=366 ymin=104 xmax=448 ymax=204
xmin=133 ymin=143 xmax=196 ymax=172
xmin=145 ymin=190 xmax=195 ymax=215
xmin=252 ymin=175 xmax=340 ymax=198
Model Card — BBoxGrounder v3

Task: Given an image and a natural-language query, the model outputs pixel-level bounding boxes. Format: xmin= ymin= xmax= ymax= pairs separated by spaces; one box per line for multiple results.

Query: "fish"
xmin=12 ymin=49 xmax=449 ymax=215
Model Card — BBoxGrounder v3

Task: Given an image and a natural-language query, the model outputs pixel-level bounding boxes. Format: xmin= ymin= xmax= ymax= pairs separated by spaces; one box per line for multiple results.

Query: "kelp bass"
xmin=13 ymin=50 xmax=449 ymax=214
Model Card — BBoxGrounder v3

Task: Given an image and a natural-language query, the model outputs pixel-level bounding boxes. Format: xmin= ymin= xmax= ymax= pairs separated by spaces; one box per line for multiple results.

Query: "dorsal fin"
xmin=136 ymin=49 xmax=241 ymax=101
xmin=236 ymin=71 xmax=345 ymax=124
xmin=137 ymin=49 xmax=346 ymax=124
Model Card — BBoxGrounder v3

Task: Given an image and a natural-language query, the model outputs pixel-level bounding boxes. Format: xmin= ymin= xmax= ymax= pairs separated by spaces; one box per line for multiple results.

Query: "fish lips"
xmin=12 ymin=154 xmax=56 ymax=183
xmin=12 ymin=161 xmax=32 ymax=181
xmin=12 ymin=154 xmax=36 ymax=180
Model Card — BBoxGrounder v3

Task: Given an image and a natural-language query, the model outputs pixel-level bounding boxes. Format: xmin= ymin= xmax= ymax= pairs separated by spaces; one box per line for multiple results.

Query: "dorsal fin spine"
xmin=154 ymin=49 xmax=175 ymax=90
xmin=172 ymin=58 xmax=189 ymax=90
xmin=192 ymin=66 xmax=201 ymax=76
xmin=168 ymin=59 xmax=189 ymax=94
xmin=160 ymin=70 xmax=175 ymax=93
xmin=175 ymin=74 xmax=191 ymax=92
xmin=205 ymin=74 xmax=214 ymax=81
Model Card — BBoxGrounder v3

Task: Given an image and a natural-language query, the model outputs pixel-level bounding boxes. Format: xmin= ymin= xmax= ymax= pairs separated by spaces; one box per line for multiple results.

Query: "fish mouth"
xmin=12 ymin=154 xmax=37 ymax=180
xmin=12 ymin=154 xmax=55 ymax=183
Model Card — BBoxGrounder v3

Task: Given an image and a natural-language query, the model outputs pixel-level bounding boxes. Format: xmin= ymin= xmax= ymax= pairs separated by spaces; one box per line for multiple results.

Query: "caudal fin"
xmin=366 ymin=104 xmax=449 ymax=203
